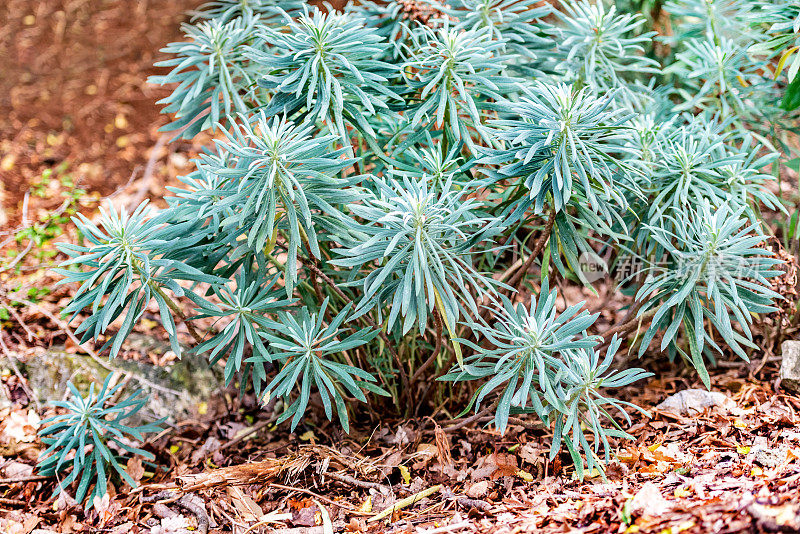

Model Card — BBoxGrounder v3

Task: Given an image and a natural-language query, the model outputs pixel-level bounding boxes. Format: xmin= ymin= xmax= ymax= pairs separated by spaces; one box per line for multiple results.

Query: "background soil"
xmin=0 ymin=0 xmax=351 ymax=226
xmin=0 ymin=0 xmax=200 ymax=224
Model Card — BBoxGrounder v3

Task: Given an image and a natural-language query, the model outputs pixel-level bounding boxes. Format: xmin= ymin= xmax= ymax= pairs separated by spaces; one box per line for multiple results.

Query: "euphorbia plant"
xmin=53 ymin=0 xmax=793 ymax=488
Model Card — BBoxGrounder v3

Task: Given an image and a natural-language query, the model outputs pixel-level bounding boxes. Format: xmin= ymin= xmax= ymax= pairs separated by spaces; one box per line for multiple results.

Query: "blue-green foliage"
xmin=345 ymin=0 xmax=448 ymax=61
xmin=193 ymin=268 xmax=293 ymax=393
xmin=150 ymin=16 xmax=259 ymax=138
xmin=58 ymin=0 xmax=794 ymax=479
xmin=257 ymin=299 xmax=387 ymax=431
xmin=404 ymin=23 xmax=517 ymax=151
xmin=750 ymin=1 xmax=800 ymax=110
xmin=198 ymin=112 xmax=360 ymax=294
xmin=56 ymin=202 xmax=223 ymax=359
xmin=246 ymin=7 xmax=402 ymax=143
xmin=37 ymin=377 xmax=163 ymax=506
xmin=549 ymin=1 xmax=659 ymax=90
xmin=636 ymin=202 xmax=783 ymax=386
xmin=451 ymin=0 xmax=552 ymax=68
xmin=334 ymin=175 xmax=503 ymax=336
xmin=481 ymin=82 xmax=635 ymax=215
xmin=444 ymin=284 xmax=650 ymax=476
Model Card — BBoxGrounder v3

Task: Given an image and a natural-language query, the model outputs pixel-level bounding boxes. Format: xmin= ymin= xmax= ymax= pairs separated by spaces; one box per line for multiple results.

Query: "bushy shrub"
xmin=55 ymin=0 xmax=795 ymax=476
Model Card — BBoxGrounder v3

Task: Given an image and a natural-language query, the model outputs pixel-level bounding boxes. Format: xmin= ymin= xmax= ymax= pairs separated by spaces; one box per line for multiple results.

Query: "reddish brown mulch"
xmin=0 ymin=0 xmax=200 ymax=224
xmin=2 ymin=351 xmax=800 ymax=533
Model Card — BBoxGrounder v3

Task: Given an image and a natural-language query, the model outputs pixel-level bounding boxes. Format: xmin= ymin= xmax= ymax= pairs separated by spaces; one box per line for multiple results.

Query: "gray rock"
xmin=747 ymin=437 xmax=786 ymax=468
xmin=780 ymin=340 xmax=800 ymax=394
xmin=656 ymin=388 xmax=734 ymax=416
xmin=24 ymin=335 xmax=222 ymax=423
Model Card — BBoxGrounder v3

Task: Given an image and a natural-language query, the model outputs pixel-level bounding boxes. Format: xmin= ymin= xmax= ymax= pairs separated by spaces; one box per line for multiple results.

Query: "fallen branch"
xmin=367 ymin=484 xmax=443 ymax=523
xmin=0 ymin=474 xmax=51 ymax=485
xmin=0 ymin=497 xmax=28 ymax=507
xmin=140 ymin=490 xmax=181 ymax=504
xmin=443 ymin=399 xmax=499 ymax=433
xmin=178 ymin=455 xmax=310 ymax=492
xmin=175 ymin=493 xmax=210 ymax=534
xmin=218 ymin=414 xmax=279 ymax=452
xmin=507 ymin=416 xmax=545 ymax=431
xmin=324 ymin=471 xmax=389 ymax=493
xmin=2 ymin=240 xmax=33 ymax=273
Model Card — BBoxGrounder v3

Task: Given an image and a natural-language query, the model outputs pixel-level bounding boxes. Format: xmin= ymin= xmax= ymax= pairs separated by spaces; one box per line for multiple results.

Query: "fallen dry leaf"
xmin=0 ymin=408 xmax=40 ymax=443
xmin=630 ymin=482 xmax=672 ymax=517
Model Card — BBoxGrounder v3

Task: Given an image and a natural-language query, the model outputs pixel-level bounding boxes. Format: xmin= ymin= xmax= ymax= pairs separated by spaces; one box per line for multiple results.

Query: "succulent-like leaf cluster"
xmin=550 ymin=1 xmax=658 ymax=90
xmin=247 ymin=7 xmax=402 ymax=143
xmin=335 ymin=176 xmax=503 ymax=336
xmin=404 ymin=23 xmax=516 ymax=151
xmin=481 ymin=82 xmax=634 ymax=214
xmin=57 ymin=202 xmax=222 ymax=359
xmin=637 ymin=202 xmax=783 ymax=386
xmin=258 ymin=299 xmax=387 ymax=431
xmin=59 ymin=0 xmax=793 ymax=480
xmin=37 ymin=377 xmax=163 ymax=506
xmin=193 ymin=268 xmax=292 ymax=392
xmin=150 ymin=16 xmax=259 ymax=138
xmin=200 ymin=111 xmax=360 ymax=293
xmin=451 ymin=0 xmax=551 ymax=67
xmin=445 ymin=285 xmax=649 ymax=476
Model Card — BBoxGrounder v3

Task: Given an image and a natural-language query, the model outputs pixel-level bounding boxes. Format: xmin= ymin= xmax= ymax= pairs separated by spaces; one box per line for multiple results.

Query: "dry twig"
xmin=368 ymin=484 xmax=443 ymax=523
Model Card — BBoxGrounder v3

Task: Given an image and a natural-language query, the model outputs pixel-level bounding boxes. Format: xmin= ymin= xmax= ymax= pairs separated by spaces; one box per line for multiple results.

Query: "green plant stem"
xmin=129 ymin=257 xmax=203 ymax=345
xmin=407 ymin=309 xmax=444 ymax=411
xmin=441 ymin=105 xmax=450 ymax=160
xmin=265 ymin=252 xmax=287 ymax=273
